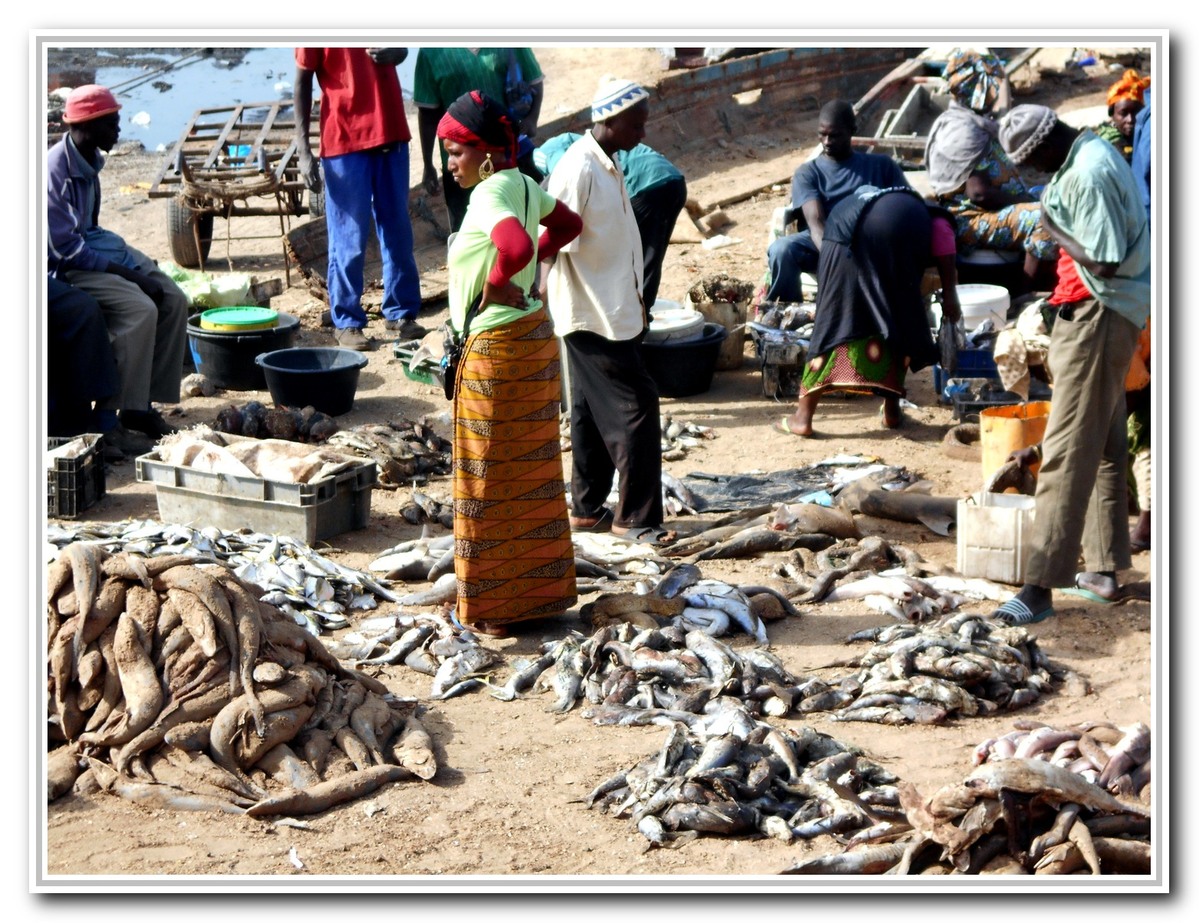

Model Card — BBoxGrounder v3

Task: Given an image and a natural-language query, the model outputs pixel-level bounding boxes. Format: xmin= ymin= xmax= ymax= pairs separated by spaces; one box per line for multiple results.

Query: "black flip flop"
xmin=612 ymin=525 xmax=677 ymax=547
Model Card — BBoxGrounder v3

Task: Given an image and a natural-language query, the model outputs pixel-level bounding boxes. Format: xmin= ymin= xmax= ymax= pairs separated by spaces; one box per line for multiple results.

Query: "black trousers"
xmin=47 ymin=276 xmax=120 ymax=437
xmin=631 ymin=176 xmax=688 ymax=309
xmin=563 ymin=330 xmax=663 ymax=529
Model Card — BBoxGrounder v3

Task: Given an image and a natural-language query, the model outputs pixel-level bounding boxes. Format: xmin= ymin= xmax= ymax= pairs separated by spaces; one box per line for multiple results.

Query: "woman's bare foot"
xmin=774 ymin=395 xmax=817 ymax=437
xmin=881 ymin=396 xmax=902 ymax=429
xmin=470 ymin=620 xmax=511 ymax=638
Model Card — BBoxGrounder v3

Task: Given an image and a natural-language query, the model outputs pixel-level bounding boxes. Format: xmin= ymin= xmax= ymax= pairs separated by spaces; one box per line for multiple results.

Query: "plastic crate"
xmin=956 ymin=491 xmax=1037 ymax=585
xmin=135 ymin=438 xmax=377 ymax=544
xmin=393 ymin=339 xmax=438 ymax=386
xmin=933 ymin=347 xmax=999 ymax=396
xmin=47 ymin=434 xmax=106 ymax=519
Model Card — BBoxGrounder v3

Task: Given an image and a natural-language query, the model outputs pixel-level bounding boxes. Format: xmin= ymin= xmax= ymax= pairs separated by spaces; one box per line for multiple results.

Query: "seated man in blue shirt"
xmin=764 ymin=100 xmax=909 ymax=305
xmin=47 ymin=84 xmax=190 ymax=441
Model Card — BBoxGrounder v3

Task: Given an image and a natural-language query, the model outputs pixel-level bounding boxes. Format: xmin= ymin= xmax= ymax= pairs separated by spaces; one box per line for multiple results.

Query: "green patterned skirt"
xmin=800 ymin=335 xmax=907 ymax=398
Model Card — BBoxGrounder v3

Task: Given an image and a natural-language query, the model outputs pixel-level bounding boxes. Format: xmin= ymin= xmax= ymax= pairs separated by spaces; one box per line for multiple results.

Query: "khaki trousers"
xmin=1026 ymin=297 xmax=1140 ymax=587
xmin=64 ymin=245 xmax=190 ymax=409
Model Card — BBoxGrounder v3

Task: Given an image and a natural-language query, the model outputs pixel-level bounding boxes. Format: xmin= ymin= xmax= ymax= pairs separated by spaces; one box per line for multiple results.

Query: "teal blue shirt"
xmin=1041 ymin=130 xmax=1150 ymax=327
xmin=535 ymin=133 xmax=683 ymax=198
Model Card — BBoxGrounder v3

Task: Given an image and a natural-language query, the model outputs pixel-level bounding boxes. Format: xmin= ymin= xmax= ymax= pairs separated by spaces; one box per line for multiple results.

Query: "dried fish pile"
xmin=46 ymin=544 xmax=437 ymax=817
xmin=46 ymin=519 xmax=398 ymax=634
xmin=586 ymin=701 xmax=904 ymax=848
xmin=782 ymin=748 xmax=1152 ymax=875
xmin=973 ymin=719 xmax=1151 ymax=800
xmin=799 ymin=614 xmax=1067 ymax=725
xmin=213 ymin=399 xmax=340 ymax=443
xmin=324 ymin=419 xmax=453 ymax=487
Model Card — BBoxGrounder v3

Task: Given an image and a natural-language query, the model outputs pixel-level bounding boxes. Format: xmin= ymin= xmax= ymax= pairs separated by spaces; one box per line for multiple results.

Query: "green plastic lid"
xmin=199 ymin=306 xmax=279 ymax=331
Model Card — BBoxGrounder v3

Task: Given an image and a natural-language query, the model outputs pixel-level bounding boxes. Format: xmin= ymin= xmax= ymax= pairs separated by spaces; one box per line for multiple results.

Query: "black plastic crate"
xmin=47 ymin=434 xmax=106 ymax=519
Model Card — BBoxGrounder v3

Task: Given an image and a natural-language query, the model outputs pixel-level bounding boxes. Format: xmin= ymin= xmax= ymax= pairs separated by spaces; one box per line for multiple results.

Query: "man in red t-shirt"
xmin=295 ymin=47 xmax=426 ymax=350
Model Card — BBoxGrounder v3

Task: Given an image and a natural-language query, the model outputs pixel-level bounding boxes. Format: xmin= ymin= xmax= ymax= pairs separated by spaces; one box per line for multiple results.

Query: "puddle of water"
xmin=50 ymin=46 xmax=417 ymax=152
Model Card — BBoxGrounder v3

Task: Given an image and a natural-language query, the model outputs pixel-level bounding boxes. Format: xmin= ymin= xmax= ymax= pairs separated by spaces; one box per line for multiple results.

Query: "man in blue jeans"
xmin=294 ymin=47 xmax=426 ymax=351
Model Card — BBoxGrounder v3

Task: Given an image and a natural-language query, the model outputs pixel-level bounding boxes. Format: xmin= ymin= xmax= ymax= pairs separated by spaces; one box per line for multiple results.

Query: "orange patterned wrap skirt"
xmin=451 ymin=307 xmax=577 ymax=627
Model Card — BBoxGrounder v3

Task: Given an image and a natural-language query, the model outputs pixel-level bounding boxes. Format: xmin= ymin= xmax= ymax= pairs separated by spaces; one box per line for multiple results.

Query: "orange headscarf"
xmin=1107 ymin=69 xmax=1151 ymax=109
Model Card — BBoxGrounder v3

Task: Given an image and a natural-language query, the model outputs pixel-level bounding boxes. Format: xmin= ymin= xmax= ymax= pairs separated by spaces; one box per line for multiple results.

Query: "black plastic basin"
xmin=255 ymin=347 xmax=369 ymax=417
xmin=187 ymin=312 xmax=300 ymax=391
xmin=638 ymin=323 xmax=728 ymax=398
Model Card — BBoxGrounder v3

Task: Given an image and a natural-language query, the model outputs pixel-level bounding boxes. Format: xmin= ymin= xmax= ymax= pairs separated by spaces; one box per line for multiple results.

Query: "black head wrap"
xmin=437 ymin=90 xmax=516 ymax=164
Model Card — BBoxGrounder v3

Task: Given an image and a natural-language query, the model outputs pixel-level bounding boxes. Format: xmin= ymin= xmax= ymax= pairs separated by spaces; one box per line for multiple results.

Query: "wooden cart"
xmin=147 ymin=99 xmax=322 ymax=280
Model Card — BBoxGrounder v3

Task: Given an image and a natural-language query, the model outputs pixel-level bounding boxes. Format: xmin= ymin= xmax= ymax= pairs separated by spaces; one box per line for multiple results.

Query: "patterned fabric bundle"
xmin=451 ymin=307 xmax=577 ymax=627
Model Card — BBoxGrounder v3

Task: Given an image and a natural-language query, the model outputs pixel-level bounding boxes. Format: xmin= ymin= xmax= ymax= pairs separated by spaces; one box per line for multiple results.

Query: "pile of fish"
xmin=778 ymin=534 xmax=1014 ymax=622
xmin=46 ymin=519 xmax=398 ymax=635
xmin=486 ymin=611 xmax=807 ymax=720
xmin=783 ymin=731 xmax=1152 ymax=875
xmin=324 ymin=418 xmax=453 ymax=488
xmin=367 ymin=527 xmax=675 ymax=589
xmin=663 ymin=502 xmax=860 ymax=561
xmin=586 ymin=701 xmax=904 ymax=849
xmin=559 ymin=413 xmax=716 ymax=466
xmin=46 ymin=543 xmax=438 ymax=817
xmin=212 ymin=400 xmax=340 ymax=443
xmin=325 ymin=609 xmax=506 ymax=703
xmin=973 ymin=719 xmax=1151 ymax=800
xmin=798 ymin=614 xmax=1074 ymax=725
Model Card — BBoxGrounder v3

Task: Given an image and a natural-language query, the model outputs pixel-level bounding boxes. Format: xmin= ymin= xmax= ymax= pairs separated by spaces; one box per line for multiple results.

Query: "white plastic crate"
xmin=956 ymin=491 xmax=1037 ymax=586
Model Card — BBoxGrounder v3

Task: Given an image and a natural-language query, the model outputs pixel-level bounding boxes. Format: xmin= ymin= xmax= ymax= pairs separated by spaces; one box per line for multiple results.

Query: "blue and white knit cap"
xmin=591 ymin=77 xmax=649 ymax=123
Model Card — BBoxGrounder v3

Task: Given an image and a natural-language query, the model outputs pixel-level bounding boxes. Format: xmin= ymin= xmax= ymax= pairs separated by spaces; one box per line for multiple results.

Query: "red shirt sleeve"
xmin=536 ymin=200 xmax=583 ymax=263
xmin=487 ymin=217 xmax=536 ymax=286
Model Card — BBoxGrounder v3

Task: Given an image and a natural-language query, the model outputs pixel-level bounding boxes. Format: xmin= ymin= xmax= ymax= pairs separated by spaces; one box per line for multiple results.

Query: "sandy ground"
xmin=37 ymin=45 xmax=1158 ymax=892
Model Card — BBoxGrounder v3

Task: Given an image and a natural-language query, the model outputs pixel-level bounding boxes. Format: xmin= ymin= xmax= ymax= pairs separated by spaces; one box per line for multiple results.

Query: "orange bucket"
xmin=980 ymin=401 xmax=1051 ymax=487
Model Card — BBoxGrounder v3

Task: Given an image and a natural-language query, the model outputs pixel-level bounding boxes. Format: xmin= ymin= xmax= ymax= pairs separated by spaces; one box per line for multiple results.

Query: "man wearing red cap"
xmin=47 ymin=83 xmax=190 ymax=447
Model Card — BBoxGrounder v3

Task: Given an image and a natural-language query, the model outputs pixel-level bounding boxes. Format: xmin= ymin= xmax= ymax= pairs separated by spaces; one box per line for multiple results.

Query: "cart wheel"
xmin=167 ymin=198 xmax=213 ymax=268
xmin=308 ymin=189 xmax=325 ymax=219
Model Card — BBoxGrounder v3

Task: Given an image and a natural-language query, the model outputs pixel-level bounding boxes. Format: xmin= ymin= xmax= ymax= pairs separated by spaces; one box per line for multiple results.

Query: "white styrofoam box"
xmin=956 ymin=491 xmax=1037 ymax=586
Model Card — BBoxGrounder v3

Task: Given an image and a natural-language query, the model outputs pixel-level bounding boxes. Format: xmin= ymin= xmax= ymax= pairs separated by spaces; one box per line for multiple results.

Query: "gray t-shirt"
xmin=790 ymin=151 xmax=909 ymax=229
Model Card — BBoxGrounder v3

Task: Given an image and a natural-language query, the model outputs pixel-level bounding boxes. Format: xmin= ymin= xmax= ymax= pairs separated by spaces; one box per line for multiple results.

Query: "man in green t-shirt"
xmin=413 ymin=47 xmax=544 ymax=233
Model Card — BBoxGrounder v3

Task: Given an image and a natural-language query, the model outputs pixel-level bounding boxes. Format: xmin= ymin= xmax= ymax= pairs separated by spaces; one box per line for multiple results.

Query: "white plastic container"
xmin=644 ymin=302 xmax=706 ymax=345
xmin=957 ymin=283 xmax=1011 ymax=331
xmin=956 ymin=491 xmax=1036 ymax=586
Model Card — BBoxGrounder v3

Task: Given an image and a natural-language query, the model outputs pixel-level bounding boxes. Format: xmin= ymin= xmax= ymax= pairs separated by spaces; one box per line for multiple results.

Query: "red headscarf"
xmin=436 ymin=90 xmax=515 ymax=166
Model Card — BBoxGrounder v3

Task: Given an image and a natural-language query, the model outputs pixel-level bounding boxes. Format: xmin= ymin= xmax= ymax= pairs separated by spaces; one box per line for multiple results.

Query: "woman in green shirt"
xmin=436 ymin=91 xmax=583 ymax=638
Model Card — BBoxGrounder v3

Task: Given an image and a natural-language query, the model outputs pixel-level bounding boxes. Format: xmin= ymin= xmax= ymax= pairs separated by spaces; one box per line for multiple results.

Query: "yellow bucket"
xmin=980 ymin=401 xmax=1051 ymax=487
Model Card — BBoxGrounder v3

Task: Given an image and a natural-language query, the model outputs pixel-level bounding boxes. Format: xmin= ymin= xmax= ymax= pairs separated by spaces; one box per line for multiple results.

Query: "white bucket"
xmin=957 ymin=283 xmax=1010 ymax=330
xmin=644 ymin=302 xmax=706 ymax=345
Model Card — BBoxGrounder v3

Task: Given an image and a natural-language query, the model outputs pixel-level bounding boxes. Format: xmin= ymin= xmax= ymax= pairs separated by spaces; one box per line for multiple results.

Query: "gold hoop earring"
xmin=478 ymin=153 xmax=494 ymax=181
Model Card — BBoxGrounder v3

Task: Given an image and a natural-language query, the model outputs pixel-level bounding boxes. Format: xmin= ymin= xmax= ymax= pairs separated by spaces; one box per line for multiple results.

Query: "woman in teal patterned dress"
xmin=924 ymin=48 xmax=1058 ymax=286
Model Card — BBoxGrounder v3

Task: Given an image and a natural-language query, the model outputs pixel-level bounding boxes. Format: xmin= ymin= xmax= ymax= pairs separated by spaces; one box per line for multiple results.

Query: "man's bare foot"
xmin=1076 ymin=571 xmax=1119 ymax=601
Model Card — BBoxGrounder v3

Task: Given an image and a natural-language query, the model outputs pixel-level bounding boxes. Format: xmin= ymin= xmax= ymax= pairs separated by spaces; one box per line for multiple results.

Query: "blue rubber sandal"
xmin=993 ymin=598 xmax=1054 ymax=626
